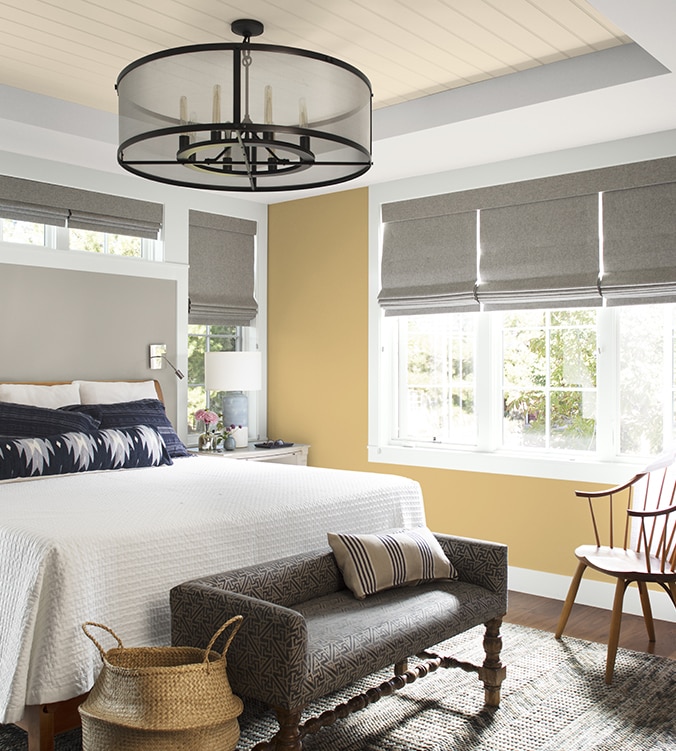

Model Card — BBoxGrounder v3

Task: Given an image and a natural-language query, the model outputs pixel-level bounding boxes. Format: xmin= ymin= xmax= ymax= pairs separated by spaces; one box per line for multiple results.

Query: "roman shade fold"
xmin=0 ymin=200 xmax=68 ymax=227
xmin=0 ymin=175 xmax=162 ymax=238
xmin=67 ymin=211 xmax=160 ymax=239
xmin=478 ymin=194 xmax=601 ymax=310
xmin=378 ymin=207 xmax=478 ymax=315
xmin=188 ymin=210 xmax=258 ymax=326
xmin=601 ymin=181 xmax=676 ymax=305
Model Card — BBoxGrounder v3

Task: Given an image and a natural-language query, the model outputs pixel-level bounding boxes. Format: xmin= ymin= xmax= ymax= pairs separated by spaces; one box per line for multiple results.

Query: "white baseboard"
xmin=509 ymin=566 xmax=676 ymax=623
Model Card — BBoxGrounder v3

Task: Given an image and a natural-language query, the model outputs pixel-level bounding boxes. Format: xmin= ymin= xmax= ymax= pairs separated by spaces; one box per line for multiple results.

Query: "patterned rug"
xmin=2 ymin=622 xmax=674 ymax=750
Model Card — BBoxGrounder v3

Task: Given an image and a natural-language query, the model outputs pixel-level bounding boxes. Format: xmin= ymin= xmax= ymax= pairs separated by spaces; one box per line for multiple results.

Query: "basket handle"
xmin=203 ymin=615 xmax=244 ymax=662
xmin=82 ymin=621 xmax=124 ymax=659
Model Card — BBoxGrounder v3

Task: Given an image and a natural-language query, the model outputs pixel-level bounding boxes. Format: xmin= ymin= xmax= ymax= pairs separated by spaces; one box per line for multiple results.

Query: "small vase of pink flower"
xmin=195 ymin=409 xmax=219 ymax=451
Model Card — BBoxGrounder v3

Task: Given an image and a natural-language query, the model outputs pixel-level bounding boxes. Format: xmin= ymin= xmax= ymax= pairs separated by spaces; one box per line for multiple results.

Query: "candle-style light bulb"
xmin=178 ymin=96 xmax=190 ymax=153
xmin=264 ymin=85 xmax=273 ymax=125
xmin=212 ymin=84 xmax=221 ymax=123
xmin=299 ymin=97 xmax=308 ymax=128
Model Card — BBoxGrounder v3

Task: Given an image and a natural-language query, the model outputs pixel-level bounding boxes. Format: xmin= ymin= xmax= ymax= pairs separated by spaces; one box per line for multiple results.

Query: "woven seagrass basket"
xmin=79 ymin=616 xmax=243 ymax=751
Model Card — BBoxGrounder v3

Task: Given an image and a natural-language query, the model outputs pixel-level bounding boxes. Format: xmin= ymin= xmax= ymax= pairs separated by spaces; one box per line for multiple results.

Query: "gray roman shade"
xmin=188 ymin=210 xmax=258 ymax=326
xmin=601 ymin=181 xmax=676 ymax=305
xmin=379 ymin=202 xmax=478 ymax=315
xmin=0 ymin=175 xmax=162 ymax=239
xmin=478 ymin=194 xmax=601 ymax=310
xmin=378 ymin=156 xmax=676 ymax=316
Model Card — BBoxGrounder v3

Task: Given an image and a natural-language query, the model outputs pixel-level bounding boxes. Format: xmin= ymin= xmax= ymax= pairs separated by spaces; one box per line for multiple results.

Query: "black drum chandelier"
xmin=115 ymin=19 xmax=373 ymax=192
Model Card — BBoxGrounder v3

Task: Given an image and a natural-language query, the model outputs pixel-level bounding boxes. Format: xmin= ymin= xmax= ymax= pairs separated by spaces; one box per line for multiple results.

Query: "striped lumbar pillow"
xmin=327 ymin=527 xmax=457 ymax=600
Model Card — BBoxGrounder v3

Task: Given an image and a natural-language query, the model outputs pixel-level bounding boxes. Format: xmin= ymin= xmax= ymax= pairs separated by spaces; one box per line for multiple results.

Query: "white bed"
xmin=0 ymin=453 xmax=425 ymax=729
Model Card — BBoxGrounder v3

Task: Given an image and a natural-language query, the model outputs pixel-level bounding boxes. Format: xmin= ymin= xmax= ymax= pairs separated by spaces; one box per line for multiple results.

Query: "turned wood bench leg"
xmin=478 ymin=617 xmax=507 ymax=707
xmin=394 ymin=659 xmax=408 ymax=675
xmin=252 ymin=706 xmax=304 ymax=751
xmin=273 ymin=707 xmax=305 ymax=751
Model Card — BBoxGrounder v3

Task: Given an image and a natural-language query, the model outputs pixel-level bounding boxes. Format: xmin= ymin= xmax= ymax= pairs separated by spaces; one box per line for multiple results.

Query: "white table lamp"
xmin=204 ymin=351 xmax=262 ymax=447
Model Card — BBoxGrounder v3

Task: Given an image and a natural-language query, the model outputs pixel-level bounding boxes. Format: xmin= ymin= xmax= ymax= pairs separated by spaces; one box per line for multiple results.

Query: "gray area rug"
xmin=2 ymin=622 xmax=674 ymax=750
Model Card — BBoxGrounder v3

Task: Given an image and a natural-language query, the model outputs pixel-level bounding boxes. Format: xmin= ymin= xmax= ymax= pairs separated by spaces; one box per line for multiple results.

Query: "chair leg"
xmin=636 ymin=581 xmax=656 ymax=642
xmin=667 ymin=581 xmax=676 ymax=608
xmin=555 ymin=561 xmax=587 ymax=639
xmin=606 ymin=578 xmax=628 ymax=685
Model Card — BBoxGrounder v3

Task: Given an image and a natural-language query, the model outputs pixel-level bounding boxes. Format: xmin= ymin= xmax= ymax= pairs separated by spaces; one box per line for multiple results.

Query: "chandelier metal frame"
xmin=115 ymin=20 xmax=373 ymax=192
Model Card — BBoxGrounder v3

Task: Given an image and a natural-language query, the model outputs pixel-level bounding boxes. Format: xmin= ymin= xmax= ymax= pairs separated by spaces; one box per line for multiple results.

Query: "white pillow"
xmin=328 ymin=527 xmax=457 ymax=600
xmin=0 ymin=382 xmax=81 ymax=408
xmin=75 ymin=380 xmax=158 ymax=404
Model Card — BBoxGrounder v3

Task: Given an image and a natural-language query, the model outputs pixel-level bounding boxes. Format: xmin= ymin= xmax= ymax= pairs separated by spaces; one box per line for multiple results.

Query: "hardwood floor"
xmin=505 ymin=590 xmax=676 ymax=659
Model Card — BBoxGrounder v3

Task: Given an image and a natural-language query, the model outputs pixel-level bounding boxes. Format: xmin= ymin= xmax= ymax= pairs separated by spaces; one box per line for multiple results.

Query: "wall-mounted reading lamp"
xmin=149 ymin=344 xmax=185 ymax=379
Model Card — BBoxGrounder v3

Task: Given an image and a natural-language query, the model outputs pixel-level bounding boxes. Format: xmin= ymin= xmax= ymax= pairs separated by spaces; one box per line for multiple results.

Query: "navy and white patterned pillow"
xmin=63 ymin=399 xmax=190 ymax=458
xmin=0 ymin=401 xmax=101 ymax=437
xmin=0 ymin=425 xmax=173 ymax=481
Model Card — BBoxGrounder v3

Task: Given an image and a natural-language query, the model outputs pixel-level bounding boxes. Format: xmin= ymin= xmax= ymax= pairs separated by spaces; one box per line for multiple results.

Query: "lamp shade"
xmin=205 ymin=351 xmax=262 ymax=392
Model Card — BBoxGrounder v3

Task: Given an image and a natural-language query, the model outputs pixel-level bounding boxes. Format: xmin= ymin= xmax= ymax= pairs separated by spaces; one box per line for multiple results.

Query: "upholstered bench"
xmin=170 ymin=530 xmax=508 ymax=751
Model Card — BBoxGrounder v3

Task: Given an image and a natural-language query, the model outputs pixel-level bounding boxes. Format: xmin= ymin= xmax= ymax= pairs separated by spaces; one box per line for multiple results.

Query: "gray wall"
xmin=0 ymin=263 xmax=179 ymax=422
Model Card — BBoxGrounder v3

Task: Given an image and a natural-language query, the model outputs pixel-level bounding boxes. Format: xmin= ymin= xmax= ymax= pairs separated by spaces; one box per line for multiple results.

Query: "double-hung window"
xmin=385 ymin=305 xmax=675 ymax=459
xmin=187 ymin=324 xmax=241 ymax=437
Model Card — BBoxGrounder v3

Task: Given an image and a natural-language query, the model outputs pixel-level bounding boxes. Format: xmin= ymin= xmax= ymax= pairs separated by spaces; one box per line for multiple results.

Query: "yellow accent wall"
xmin=268 ymin=188 xmax=599 ymax=582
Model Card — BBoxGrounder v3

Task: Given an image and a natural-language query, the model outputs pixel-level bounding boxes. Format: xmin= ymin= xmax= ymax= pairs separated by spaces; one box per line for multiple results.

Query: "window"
xmin=0 ymin=218 xmax=160 ymax=260
xmin=617 ymin=305 xmax=676 ymax=455
xmin=376 ymin=304 xmax=676 ymax=479
xmin=397 ymin=313 xmax=477 ymax=446
xmin=69 ymin=228 xmax=143 ymax=257
xmin=372 ymin=157 xmax=676 ymax=481
xmin=501 ymin=310 xmax=597 ymax=452
xmin=187 ymin=324 xmax=240 ymax=437
xmin=1 ymin=218 xmax=45 ymax=245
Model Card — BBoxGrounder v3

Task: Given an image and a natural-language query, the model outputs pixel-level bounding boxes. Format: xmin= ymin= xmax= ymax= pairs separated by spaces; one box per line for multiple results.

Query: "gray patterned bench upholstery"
xmin=170 ymin=532 xmax=507 ymax=751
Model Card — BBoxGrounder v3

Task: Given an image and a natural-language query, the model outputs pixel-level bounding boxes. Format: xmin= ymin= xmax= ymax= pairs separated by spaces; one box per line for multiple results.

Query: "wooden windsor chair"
xmin=555 ymin=450 xmax=676 ymax=683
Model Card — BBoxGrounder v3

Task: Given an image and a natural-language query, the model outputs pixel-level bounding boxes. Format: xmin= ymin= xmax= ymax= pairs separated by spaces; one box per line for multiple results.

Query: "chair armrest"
xmin=170 ymin=581 xmax=308 ymax=707
xmin=628 ymin=502 xmax=676 ymax=518
xmin=574 ymin=472 xmax=645 ymax=499
xmin=434 ymin=533 xmax=508 ymax=598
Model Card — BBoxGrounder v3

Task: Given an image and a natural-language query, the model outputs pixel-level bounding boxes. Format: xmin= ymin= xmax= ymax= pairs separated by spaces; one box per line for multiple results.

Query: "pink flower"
xmin=194 ymin=409 xmax=219 ymax=425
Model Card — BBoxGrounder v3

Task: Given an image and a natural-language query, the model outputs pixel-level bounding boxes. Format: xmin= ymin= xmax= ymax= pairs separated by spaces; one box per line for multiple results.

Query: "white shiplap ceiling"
xmin=1 ymin=1 xmax=675 ymax=202
xmin=0 ymin=0 xmax=630 ymax=114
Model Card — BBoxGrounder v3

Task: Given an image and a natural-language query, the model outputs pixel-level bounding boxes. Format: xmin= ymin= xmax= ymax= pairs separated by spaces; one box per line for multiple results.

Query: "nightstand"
xmin=193 ymin=443 xmax=309 ymax=466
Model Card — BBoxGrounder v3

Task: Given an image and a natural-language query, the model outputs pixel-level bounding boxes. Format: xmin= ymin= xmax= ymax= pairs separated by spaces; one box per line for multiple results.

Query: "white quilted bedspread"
xmin=0 ymin=456 xmax=425 ymax=724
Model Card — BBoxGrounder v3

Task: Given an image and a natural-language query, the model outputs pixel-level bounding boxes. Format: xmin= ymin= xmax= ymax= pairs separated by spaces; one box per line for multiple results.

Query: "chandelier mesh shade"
xmin=116 ymin=21 xmax=373 ymax=192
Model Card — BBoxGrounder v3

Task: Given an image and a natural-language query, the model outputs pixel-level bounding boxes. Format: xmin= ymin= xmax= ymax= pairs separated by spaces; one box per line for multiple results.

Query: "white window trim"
xmin=368 ymin=172 xmax=660 ymax=487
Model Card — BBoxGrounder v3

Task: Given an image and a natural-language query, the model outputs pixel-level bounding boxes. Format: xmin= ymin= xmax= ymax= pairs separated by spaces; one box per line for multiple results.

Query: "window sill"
xmin=367 ymin=444 xmax=645 ymax=484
